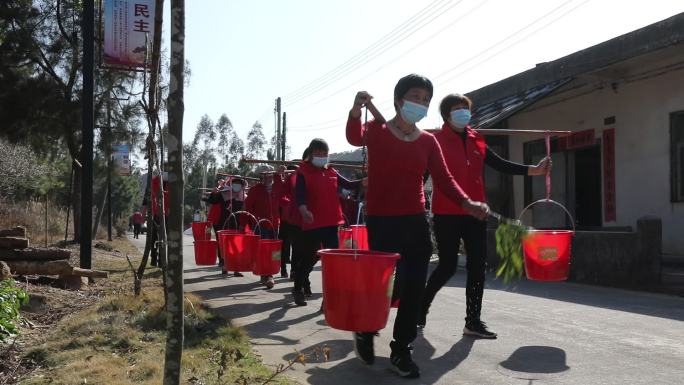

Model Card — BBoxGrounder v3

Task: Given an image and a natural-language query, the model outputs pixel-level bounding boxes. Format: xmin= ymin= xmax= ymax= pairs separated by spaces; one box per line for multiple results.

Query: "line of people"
xmin=145 ymin=73 xmax=550 ymax=380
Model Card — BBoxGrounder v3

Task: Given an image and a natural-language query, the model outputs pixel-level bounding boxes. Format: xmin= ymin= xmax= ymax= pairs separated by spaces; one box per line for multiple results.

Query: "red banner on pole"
xmin=558 ymin=129 xmax=596 ymax=151
xmin=103 ymin=0 xmax=155 ymax=68
xmin=603 ymin=128 xmax=616 ymax=222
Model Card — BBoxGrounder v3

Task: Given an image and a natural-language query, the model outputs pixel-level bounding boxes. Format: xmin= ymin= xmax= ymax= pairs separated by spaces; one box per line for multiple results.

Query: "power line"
xmin=286 ymin=0 xmax=492 ymax=114
xmin=283 ymin=0 xmax=448 ymax=101
xmin=284 ymin=0 xmax=464 ymax=105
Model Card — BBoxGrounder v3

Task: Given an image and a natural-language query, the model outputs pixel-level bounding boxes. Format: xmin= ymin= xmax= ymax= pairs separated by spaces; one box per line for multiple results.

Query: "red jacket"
xmin=280 ymin=173 xmax=302 ymax=227
xmin=431 ymin=123 xmax=486 ymax=215
xmin=132 ymin=211 xmax=144 ymax=224
xmin=245 ymin=176 xmax=284 ymax=231
xmin=151 ymin=176 xmax=169 ymax=217
xmin=297 ymin=161 xmax=343 ymax=231
xmin=207 ymin=192 xmax=223 ymax=225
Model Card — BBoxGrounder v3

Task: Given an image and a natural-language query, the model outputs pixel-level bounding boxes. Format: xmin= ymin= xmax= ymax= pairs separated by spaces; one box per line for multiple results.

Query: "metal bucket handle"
xmin=518 ymin=199 xmax=576 ymax=233
xmin=256 ymin=218 xmax=279 ymax=239
xmin=226 ymin=210 xmax=261 ymax=234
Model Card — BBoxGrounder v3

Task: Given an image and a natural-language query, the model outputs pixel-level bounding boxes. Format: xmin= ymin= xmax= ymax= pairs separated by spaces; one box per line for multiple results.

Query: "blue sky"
xmin=162 ymin=0 xmax=684 ymax=159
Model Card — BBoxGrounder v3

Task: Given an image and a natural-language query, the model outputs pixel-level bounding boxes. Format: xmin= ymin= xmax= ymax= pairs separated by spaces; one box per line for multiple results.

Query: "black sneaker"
xmin=280 ymin=269 xmax=288 ymax=278
xmin=233 ymin=272 xmax=244 ymax=277
xmin=292 ymin=289 xmax=307 ymax=306
xmin=221 ymin=269 xmax=228 ymax=275
xmin=353 ymin=332 xmax=376 ymax=365
xmin=463 ymin=320 xmax=497 ymax=339
xmin=390 ymin=342 xmax=420 ymax=378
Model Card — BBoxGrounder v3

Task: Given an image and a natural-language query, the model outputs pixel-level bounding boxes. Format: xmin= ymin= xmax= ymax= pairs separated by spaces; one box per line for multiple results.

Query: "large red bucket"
xmin=338 ymin=225 xmax=369 ymax=250
xmin=194 ymin=240 xmax=218 ymax=265
xmin=223 ymin=232 xmax=260 ymax=272
xmin=217 ymin=229 xmax=240 ymax=257
xmin=253 ymin=239 xmax=283 ymax=275
xmin=191 ymin=221 xmax=212 ymax=241
xmin=318 ymin=249 xmax=400 ymax=332
xmin=522 ymin=230 xmax=574 ymax=281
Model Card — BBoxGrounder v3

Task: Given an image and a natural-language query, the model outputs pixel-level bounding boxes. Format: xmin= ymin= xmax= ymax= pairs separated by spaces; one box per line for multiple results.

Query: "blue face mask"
xmin=450 ymin=108 xmax=471 ymax=128
xmin=312 ymin=156 xmax=328 ymax=168
xmin=400 ymin=100 xmax=428 ymax=124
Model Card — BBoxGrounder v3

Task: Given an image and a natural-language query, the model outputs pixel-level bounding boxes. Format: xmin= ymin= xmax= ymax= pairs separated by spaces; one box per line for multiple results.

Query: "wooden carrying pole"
xmin=240 ymin=158 xmax=366 ymax=171
xmin=215 ymin=172 xmax=260 ymax=182
xmin=476 ymin=129 xmax=572 ymax=136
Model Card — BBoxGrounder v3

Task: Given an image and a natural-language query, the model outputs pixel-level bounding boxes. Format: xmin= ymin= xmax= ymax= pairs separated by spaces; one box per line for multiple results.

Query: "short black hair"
xmin=439 ymin=94 xmax=473 ymax=122
xmin=306 ymin=138 xmax=329 ymax=158
xmin=394 ymin=74 xmax=433 ymax=110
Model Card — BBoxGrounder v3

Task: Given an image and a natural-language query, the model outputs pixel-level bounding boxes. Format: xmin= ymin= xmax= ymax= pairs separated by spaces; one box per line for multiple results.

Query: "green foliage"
xmin=494 ymin=222 xmax=528 ymax=284
xmin=0 ymin=279 xmax=29 ymax=341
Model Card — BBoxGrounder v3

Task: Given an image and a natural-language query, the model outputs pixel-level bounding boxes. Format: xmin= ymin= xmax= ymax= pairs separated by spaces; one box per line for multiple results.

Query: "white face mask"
xmin=232 ymin=184 xmax=242 ymax=192
xmin=312 ymin=156 xmax=328 ymax=168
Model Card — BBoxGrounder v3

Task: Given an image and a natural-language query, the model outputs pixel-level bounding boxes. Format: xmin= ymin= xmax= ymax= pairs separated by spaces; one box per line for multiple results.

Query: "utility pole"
xmin=275 ymin=97 xmax=281 ymax=160
xmin=281 ymin=112 xmax=287 ymax=160
xmin=80 ymin=0 xmax=94 ymax=269
xmin=107 ymin=91 xmax=113 ymax=241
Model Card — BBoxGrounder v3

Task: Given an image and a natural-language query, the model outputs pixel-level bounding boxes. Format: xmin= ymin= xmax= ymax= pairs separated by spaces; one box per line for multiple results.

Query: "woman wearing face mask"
xmin=346 ymin=74 xmax=489 ymax=379
xmin=204 ymin=177 xmax=247 ymax=276
xmin=294 ymin=138 xmax=363 ymax=307
xmin=420 ymin=94 xmax=551 ymax=338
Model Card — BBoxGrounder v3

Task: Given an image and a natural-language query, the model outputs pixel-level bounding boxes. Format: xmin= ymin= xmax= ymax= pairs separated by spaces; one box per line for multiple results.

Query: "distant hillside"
xmin=330 ymin=148 xmax=363 ymax=162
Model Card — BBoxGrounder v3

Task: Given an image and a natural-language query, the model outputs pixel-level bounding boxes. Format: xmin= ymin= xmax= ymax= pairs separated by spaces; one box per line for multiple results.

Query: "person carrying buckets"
xmin=204 ymin=177 xmax=247 ymax=276
xmin=420 ymin=94 xmax=552 ymax=339
xmin=142 ymin=171 xmax=170 ymax=267
xmin=278 ymin=164 xmax=301 ymax=281
xmin=295 ymin=139 xmax=363 ymax=307
xmin=346 ymin=74 xmax=489 ymax=378
xmin=245 ymin=164 xmax=285 ymax=289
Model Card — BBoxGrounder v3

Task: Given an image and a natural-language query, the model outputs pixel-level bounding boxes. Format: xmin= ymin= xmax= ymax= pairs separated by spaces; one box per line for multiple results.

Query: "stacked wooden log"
xmin=0 ymin=226 xmax=108 ymax=288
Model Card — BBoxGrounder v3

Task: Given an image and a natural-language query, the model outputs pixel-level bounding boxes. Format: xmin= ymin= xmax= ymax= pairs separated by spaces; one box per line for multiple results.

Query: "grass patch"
xmin=17 ymin=245 xmax=299 ymax=385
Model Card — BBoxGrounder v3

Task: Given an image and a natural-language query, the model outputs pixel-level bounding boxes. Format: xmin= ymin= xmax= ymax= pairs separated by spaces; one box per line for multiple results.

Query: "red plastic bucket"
xmin=194 ymin=240 xmax=218 ymax=265
xmin=253 ymin=239 xmax=283 ymax=275
xmin=338 ymin=225 xmax=368 ymax=250
xmin=522 ymin=230 xmax=574 ymax=281
xmin=223 ymin=232 xmax=260 ymax=272
xmin=318 ymin=249 xmax=400 ymax=332
xmin=217 ymin=229 xmax=240 ymax=257
xmin=191 ymin=221 xmax=212 ymax=241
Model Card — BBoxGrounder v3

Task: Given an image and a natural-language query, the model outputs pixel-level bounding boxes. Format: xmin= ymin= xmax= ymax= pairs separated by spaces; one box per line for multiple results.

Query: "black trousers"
xmin=366 ymin=214 xmax=432 ymax=346
xmin=279 ymin=220 xmax=298 ymax=271
xmin=294 ymin=226 xmax=337 ymax=292
xmin=133 ymin=224 xmax=141 ymax=238
xmin=423 ymin=215 xmax=487 ymax=324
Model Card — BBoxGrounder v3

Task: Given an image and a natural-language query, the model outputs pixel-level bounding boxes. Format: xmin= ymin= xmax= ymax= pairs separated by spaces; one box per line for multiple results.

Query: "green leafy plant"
xmin=494 ymin=221 xmax=529 ymax=284
xmin=0 ymin=279 xmax=29 ymax=341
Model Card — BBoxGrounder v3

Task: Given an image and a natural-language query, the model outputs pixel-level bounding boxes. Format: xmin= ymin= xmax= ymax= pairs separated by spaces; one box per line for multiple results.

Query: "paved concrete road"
xmin=130 ymin=233 xmax=684 ymax=385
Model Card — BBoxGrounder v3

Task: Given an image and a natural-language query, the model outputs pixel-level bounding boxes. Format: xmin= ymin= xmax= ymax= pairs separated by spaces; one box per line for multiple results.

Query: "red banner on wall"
xmin=558 ymin=129 xmax=596 ymax=151
xmin=603 ymin=128 xmax=616 ymax=222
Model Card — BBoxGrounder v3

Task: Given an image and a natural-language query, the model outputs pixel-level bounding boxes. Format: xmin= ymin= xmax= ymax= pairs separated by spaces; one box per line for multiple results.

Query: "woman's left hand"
xmin=529 ymin=156 xmax=552 ymax=176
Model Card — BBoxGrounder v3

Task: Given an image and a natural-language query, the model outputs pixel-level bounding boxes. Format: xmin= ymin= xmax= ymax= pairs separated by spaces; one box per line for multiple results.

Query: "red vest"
xmin=432 ymin=124 xmax=487 ymax=215
xmin=280 ymin=173 xmax=302 ymax=227
xmin=298 ymin=162 xmax=343 ymax=231
xmin=245 ymin=181 xmax=282 ymax=231
xmin=151 ymin=176 xmax=169 ymax=217
xmin=207 ymin=193 xmax=222 ymax=225
xmin=133 ymin=211 xmax=144 ymax=224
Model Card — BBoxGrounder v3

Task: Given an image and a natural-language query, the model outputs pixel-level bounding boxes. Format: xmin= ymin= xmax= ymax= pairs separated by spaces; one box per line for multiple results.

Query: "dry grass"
xmin=11 ymin=239 xmax=299 ymax=385
xmin=0 ymin=198 xmax=72 ymax=247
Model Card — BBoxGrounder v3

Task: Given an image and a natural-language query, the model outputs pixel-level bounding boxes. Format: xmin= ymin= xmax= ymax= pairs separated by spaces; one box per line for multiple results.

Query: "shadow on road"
xmin=438 ymin=266 xmax=684 ymax=321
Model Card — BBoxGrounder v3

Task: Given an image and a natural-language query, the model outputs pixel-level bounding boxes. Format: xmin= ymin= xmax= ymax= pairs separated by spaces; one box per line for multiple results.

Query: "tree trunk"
xmin=0 ymin=237 xmax=30 ymax=249
xmin=92 ymin=183 xmax=108 ymax=239
xmin=0 ymin=227 xmax=27 ymax=237
xmin=0 ymin=247 xmax=71 ymax=261
xmin=72 ymin=165 xmax=82 ymax=242
xmin=163 ymin=1 xmax=184 ymax=383
xmin=5 ymin=260 xmax=73 ymax=276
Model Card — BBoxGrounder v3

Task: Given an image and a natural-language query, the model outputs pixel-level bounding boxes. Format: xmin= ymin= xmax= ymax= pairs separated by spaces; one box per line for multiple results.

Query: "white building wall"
xmin=505 ymin=66 xmax=684 ymax=254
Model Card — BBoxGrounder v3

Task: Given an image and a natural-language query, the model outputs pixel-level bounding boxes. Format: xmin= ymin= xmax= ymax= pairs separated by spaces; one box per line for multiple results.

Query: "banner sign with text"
xmin=103 ymin=0 xmax=155 ymax=68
